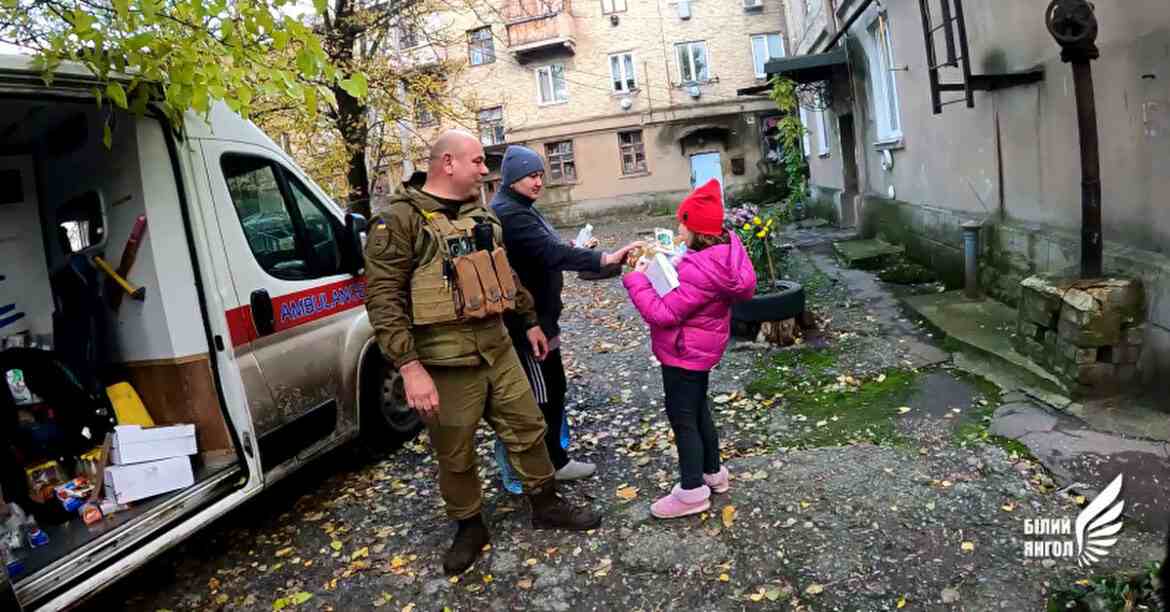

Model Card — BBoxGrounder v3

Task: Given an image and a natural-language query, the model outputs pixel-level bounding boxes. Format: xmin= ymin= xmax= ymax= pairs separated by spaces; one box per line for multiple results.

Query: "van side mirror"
xmin=343 ymin=213 xmax=368 ymax=273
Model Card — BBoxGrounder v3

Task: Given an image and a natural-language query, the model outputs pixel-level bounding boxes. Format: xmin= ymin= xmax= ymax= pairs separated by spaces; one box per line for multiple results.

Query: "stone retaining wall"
xmin=860 ymin=196 xmax=1170 ymax=395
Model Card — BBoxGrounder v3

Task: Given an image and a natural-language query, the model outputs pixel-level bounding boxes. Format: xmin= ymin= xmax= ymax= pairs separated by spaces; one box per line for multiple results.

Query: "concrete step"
xmin=832 ymin=238 xmax=904 ymax=269
xmin=903 ymin=290 xmax=1067 ymax=393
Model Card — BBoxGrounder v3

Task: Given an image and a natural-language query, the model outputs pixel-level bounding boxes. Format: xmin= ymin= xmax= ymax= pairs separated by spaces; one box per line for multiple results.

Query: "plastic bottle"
xmin=492 ymin=439 xmax=523 ymax=495
xmin=574 ymin=224 xmax=593 ymax=247
xmin=559 ymin=411 xmax=570 ymax=450
xmin=11 ymin=505 xmax=48 ymax=548
xmin=0 ymin=537 xmax=22 ymax=578
xmin=5 ymin=505 xmax=28 ymax=553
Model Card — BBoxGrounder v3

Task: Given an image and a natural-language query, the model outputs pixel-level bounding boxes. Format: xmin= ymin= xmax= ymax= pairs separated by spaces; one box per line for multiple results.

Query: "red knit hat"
xmin=676 ymin=179 xmax=724 ymax=236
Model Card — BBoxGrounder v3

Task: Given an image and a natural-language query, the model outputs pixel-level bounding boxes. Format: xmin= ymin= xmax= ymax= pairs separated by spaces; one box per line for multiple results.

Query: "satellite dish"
xmin=687 ymin=85 xmax=701 ymax=99
xmin=619 ymin=97 xmax=633 ymax=110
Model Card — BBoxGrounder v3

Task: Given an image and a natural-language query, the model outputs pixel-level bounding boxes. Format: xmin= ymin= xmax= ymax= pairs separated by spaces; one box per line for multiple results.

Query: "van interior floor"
xmin=15 ymin=461 xmax=238 ymax=581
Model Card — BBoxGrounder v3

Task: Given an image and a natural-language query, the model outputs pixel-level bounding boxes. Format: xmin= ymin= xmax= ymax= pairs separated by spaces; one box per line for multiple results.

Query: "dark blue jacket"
xmin=492 ymin=188 xmax=602 ymax=340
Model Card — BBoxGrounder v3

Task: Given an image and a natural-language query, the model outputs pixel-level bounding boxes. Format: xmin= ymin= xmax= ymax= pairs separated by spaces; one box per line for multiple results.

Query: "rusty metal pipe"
xmin=962 ymin=221 xmax=981 ymax=299
xmin=1072 ymin=60 xmax=1102 ymax=278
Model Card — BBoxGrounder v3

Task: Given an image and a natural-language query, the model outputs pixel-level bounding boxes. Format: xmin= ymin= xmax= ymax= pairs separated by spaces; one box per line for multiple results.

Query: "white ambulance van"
xmin=0 ymin=54 xmax=416 ymax=611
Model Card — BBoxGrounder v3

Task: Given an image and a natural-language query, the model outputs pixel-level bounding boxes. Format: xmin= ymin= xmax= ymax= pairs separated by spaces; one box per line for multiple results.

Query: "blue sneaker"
xmin=493 ymin=438 xmax=523 ymax=495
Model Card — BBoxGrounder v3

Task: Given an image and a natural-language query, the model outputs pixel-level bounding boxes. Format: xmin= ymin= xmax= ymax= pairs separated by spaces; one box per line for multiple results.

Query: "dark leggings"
xmin=661 ymin=365 xmax=721 ymax=490
xmin=518 ymin=347 xmax=570 ymax=470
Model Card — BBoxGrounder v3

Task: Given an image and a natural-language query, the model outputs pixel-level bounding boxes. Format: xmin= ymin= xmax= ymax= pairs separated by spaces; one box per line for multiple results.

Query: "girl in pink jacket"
xmin=623 ymin=179 xmax=757 ymax=518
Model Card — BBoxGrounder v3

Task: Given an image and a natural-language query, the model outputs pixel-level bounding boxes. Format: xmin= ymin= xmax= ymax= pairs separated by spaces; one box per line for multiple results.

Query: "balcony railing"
xmin=503 ymin=0 xmax=575 ymax=60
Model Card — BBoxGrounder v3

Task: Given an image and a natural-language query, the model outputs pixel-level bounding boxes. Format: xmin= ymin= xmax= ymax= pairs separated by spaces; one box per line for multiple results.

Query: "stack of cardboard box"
xmin=104 ymin=424 xmax=197 ymax=505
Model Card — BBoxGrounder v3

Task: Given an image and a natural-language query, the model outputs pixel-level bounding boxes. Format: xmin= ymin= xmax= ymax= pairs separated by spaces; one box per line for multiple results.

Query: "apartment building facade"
xmin=771 ymin=0 xmax=1170 ymax=388
xmin=379 ymin=0 xmax=793 ymax=225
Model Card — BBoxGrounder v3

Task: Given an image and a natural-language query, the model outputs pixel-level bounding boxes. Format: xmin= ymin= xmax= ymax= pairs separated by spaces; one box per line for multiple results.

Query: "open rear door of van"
xmin=0 ymin=59 xmax=254 ymax=610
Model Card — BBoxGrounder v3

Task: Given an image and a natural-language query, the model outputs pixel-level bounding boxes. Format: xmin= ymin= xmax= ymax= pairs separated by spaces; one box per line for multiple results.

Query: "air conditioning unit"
xmin=677 ymin=0 xmax=691 ymax=20
xmin=743 ymin=0 xmax=763 ymax=8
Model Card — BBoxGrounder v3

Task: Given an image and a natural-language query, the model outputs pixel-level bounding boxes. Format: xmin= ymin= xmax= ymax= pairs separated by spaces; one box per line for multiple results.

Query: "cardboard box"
xmin=110 ymin=424 xmax=197 ymax=465
xmin=103 ymin=456 xmax=194 ymax=505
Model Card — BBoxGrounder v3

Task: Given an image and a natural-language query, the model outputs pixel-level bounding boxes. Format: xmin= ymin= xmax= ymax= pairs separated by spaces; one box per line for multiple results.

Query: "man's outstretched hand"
xmin=400 ymin=360 xmax=439 ymax=421
xmin=527 ymin=326 xmax=550 ymax=361
xmin=602 ymin=240 xmax=646 ymax=267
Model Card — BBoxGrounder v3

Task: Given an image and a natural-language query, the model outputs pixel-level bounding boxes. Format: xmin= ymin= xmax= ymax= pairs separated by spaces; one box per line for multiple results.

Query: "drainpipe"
xmin=962 ymin=221 xmax=982 ymax=299
xmin=1046 ymin=0 xmax=1102 ymax=278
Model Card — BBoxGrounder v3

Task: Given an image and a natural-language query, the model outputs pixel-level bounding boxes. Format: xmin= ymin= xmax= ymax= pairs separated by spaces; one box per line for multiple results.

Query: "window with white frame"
xmin=675 ymin=41 xmax=710 ymax=84
xmin=865 ymin=12 xmax=902 ymax=141
xmin=799 ymin=108 xmax=811 ymax=157
xmin=750 ymin=33 xmax=785 ymax=79
xmin=544 ymin=141 xmax=576 ymax=182
xmin=815 ymin=109 xmax=831 ymax=156
xmin=468 ymin=27 xmax=494 ymax=66
xmin=602 ymin=0 xmax=627 ymax=13
xmin=609 ymin=53 xmax=637 ymax=93
xmin=536 ymin=64 xmax=569 ymax=105
xmin=478 ymin=107 xmax=505 ymax=146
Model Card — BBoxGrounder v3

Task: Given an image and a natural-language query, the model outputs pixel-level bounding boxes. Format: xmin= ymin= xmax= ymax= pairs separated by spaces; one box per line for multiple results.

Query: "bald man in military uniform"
xmin=364 ymin=130 xmax=601 ymax=575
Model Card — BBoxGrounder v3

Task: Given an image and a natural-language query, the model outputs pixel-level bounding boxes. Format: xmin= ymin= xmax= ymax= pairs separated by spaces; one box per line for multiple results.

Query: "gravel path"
xmin=81 ymin=217 xmax=1166 ymax=612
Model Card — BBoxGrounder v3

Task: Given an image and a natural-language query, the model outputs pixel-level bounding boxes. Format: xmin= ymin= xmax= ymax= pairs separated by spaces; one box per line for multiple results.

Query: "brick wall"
xmin=389 ymin=0 xmax=791 ymax=213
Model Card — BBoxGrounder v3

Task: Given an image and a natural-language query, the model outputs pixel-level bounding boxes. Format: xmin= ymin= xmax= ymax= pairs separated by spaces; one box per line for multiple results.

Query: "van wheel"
xmin=361 ymin=349 xmax=421 ymax=444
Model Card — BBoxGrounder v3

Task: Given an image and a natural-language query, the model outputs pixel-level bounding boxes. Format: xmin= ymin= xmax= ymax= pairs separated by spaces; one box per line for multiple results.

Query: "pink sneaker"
xmin=650 ymin=484 xmax=711 ymax=519
xmin=703 ymin=467 xmax=730 ymax=494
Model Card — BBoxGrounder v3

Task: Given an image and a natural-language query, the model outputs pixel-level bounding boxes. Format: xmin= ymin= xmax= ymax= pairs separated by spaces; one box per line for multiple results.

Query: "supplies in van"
xmin=103 ymin=423 xmax=197 ymax=504
xmin=53 ymin=477 xmax=94 ymax=513
xmin=24 ymin=460 xmax=64 ymax=504
xmin=104 ymin=456 xmax=194 ymax=505
xmin=110 ymin=424 xmax=196 ymax=465
xmin=106 ymin=382 xmax=154 ymax=427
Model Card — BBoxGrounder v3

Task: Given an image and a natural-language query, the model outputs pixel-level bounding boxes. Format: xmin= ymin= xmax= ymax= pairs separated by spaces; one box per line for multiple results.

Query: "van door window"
xmin=286 ymin=176 xmax=343 ymax=276
xmin=221 ymin=154 xmax=342 ymax=280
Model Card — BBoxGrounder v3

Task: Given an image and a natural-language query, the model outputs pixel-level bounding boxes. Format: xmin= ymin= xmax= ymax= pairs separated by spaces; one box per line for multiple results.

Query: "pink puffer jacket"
xmin=623 ymin=233 xmax=756 ymax=372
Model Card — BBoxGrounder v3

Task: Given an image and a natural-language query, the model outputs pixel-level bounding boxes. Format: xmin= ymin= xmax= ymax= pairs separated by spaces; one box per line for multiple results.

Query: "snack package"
xmin=654 ymin=228 xmax=674 ymax=250
xmin=25 ymin=461 xmax=64 ymax=504
xmin=79 ymin=502 xmax=102 ymax=525
xmin=54 ymin=478 xmax=94 ymax=513
xmin=625 ymin=245 xmax=653 ymax=269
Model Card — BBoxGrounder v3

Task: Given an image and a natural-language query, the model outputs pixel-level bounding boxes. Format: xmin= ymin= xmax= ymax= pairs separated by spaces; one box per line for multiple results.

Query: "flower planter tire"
xmin=732 ymin=280 xmax=805 ymax=324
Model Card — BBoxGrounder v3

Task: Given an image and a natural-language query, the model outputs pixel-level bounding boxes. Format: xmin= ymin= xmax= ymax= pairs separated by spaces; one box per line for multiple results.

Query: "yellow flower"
xmin=752 ymin=216 xmax=762 ymax=225
xmin=766 ymin=219 xmax=774 ymax=227
xmin=742 ymin=223 xmax=752 ymax=231
xmin=756 ymin=230 xmax=767 ymax=238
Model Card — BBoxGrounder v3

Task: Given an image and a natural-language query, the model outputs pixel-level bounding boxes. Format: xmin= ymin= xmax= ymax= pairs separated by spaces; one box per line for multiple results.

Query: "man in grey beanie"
xmin=491 ymin=145 xmax=641 ymax=489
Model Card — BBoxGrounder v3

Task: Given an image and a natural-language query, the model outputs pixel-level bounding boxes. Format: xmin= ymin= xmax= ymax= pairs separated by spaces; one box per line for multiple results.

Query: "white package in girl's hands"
xmin=644 ymin=252 xmax=680 ymax=297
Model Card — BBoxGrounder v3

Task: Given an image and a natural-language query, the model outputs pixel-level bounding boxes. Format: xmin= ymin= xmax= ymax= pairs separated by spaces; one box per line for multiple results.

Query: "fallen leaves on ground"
xmin=721 ymin=505 xmax=736 ymax=528
xmin=616 ymin=485 xmax=639 ymax=501
xmin=272 ymin=591 xmax=313 ymax=610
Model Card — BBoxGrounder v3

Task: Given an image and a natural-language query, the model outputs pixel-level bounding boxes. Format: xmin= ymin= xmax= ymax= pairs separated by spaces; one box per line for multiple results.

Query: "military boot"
xmin=443 ymin=514 xmax=490 ymax=575
xmin=528 ymin=481 xmax=602 ymax=530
